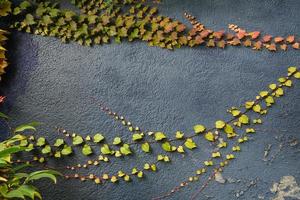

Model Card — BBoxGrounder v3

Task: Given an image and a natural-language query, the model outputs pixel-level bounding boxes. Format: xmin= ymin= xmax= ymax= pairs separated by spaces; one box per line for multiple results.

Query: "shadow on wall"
xmin=0 ymin=32 xmax=39 ymax=141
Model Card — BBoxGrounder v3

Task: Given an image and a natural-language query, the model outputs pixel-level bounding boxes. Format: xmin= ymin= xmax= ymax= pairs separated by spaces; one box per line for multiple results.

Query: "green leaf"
xmin=19 ymin=1 xmax=31 ymax=10
xmin=154 ymin=132 xmax=166 ymax=141
xmin=72 ymin=135 xmax=84 ymax=145
xmin=25 ymin=170 xmax=61 ymax=184
xmin=0 ymin=112 xmax=9 ymax=119
xmin=41 ymin=145 xmax=51 ymax=154
xmin=100 ymin=144 xmax=111 ymax=155
xmin=24 ymin=14 xmax=35 ymax=25
xmin=82 ymin=144 xmax=93 ymax=156
xmin=0 ymin=146 xmax=26 ymax=158
xmin=161 ymin=142 xmax=172 ymax=151
xmin=141 ymin=142 xmax=150 ymax=153
xmin=120 ymin=144 xmax=131 ymax=155
xmin=132 ymin=133 xmax=143 ymax=141
xmin=14 ymin=124 xmax=36 ymax=133
xmin=184 ymin=138 xmax=197 ymax=149
xmin=113 ymin=137 xmax=122 ymax=145
xmin=13 ymin=185 xmax=41 ymax=200
xmin=36 ymin=137 xmax=46 ymax=147
xmin=53 ymin=139 xmax=64 ymax=147
xmin=61 ymin=145 xmax=72 ymax=156
xmin=193 ymin=124 xmax=206 ymax=134
xmin=93 ymin=133 xmax=104 ymax=143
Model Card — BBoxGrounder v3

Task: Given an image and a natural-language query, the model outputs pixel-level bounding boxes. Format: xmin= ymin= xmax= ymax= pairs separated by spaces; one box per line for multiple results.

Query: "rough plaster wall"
xmin=0 ymin=0 xmax=300 ymax=199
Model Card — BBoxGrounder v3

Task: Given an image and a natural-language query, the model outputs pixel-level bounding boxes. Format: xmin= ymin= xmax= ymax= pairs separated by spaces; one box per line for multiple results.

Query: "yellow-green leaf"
xmin=154 ymin=132 xmax=166 ymax=141
xmin=204 ymin=132 xmax=215 ymax=142
xmin=215 ymin=120 xmax=226 ymax=129
xmin=184 ymin=138 xmax=197 ymax=149
xmin=193 ymin=124 xmax=206 ymax=134
xmin=141 ymin=142 xmax=150 ymax=153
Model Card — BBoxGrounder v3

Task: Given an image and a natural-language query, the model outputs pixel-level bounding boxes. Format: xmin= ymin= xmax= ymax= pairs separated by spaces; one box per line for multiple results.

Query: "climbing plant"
xmin=1 ymin=0 xmax=300 ymax=199
xmin=0 ymin=0 xmax=298 ymax=52
xmin=2 ymin=67 xmax=299 ymax=198
xmin=0 ymin=29 xmax=8 ymax=80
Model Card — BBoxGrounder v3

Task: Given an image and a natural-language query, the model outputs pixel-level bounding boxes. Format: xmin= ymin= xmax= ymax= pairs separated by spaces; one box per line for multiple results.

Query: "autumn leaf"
xmin=200 ymin=30 xmax=210 ymax=38
xmin=194 ymin=35 xmax=204 ymax=44
xmin=248 ymin=31 xmax=260 ymax=39
xmin=262 ymin=35 xmax=272 ymax=43
xmin=228 ymin=38 xmax=240 ymax=46
xmin=236 ymin=30 xmax=246 ymax=39
xmin=280 ymin=44 xmax=287 ymax=51
xmin=274 ymin=37 xmax=284 ymax=43
xmin=266 ymin=43 xmax=276 ymax=51
xmin=243 ymin=39 xmax=252 ymax=47
xmin=286 ymin=35 xmax=295 ymax=43
xmin=213 ymin=30 xmax=224 ymax=40
xmin=292 ymin=42 xmax=300 ymax=49
xmin=217 ymin=40 xmax=226 ymax=48
xmin=252 ymin=41 xmax=262 ymax=50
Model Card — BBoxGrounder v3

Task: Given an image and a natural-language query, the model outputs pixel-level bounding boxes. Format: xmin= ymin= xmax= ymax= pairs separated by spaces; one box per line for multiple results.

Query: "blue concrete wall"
xmin=0 ymin=0 xmax=300 ymax=199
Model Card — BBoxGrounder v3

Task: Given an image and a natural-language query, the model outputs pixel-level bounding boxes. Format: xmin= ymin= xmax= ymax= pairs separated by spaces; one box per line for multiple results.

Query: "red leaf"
xmin=236 ymin=30 xmax=246 ymax=39
xmin=274 ymin=37 xmax=284 ymax=43
xmin=262 ymin=35 xmax=272 ymax=43
xmin=0 ymin=96 xmax=5 ymax=104
xmin=249 ymin=31 xmax=260 ymax=39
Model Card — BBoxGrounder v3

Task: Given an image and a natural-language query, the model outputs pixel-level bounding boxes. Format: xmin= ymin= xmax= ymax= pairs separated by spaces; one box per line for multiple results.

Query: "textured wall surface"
xmin=0 ymin=0 xmax=300 ymax=199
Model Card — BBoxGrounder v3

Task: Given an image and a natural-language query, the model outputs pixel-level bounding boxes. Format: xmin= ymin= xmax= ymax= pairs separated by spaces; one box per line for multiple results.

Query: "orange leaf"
xmin=243 ymin=39 xmax=252 ymax=47
xmin=292 ymin=42 xmax=300 ymax=49
xmin=228 ymin=38 xmax=241 ymax=46
xmin=226 ymin=33 xmax=234 ymax=40
xmin=286 ymin=35 xmax=295 ymax=43
xmin=280 ymin=44 xmax=287 ymax=51
xmin=213 ymin=30 xmax=224 ymax=40
xmin=176 ymin=24 xmax=186 ymax=32
xmin=252 ymin=41 xmax=262 ymax=50
xmin=266 ymin=43 xmax=277 ymax=51
xmin=194 ymin=35 xmax=204 ymax=44
xmin=188 ymin=28 xmax=197 ymax=37
xmin=164 ymin=23 xmax=173 ymax=33
xmin=274 ymin=37 xmax=284 ymax=43
xmin=200 ymin=30 xmax=210 ymax=38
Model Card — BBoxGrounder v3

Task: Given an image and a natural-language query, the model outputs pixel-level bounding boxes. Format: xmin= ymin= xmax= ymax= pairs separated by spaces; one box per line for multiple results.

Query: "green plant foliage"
xmin=0 ymin=134 xmax=61 ymax=200
xmin=0 ymin=29 xmax=8 ymax=80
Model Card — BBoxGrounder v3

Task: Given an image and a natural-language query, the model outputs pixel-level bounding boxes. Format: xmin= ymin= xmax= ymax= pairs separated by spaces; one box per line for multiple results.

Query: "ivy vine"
xmin=3 ymin=66 xmax=299 ymax=199
xmin=0 ymin=0 xmax=298 ymax=52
